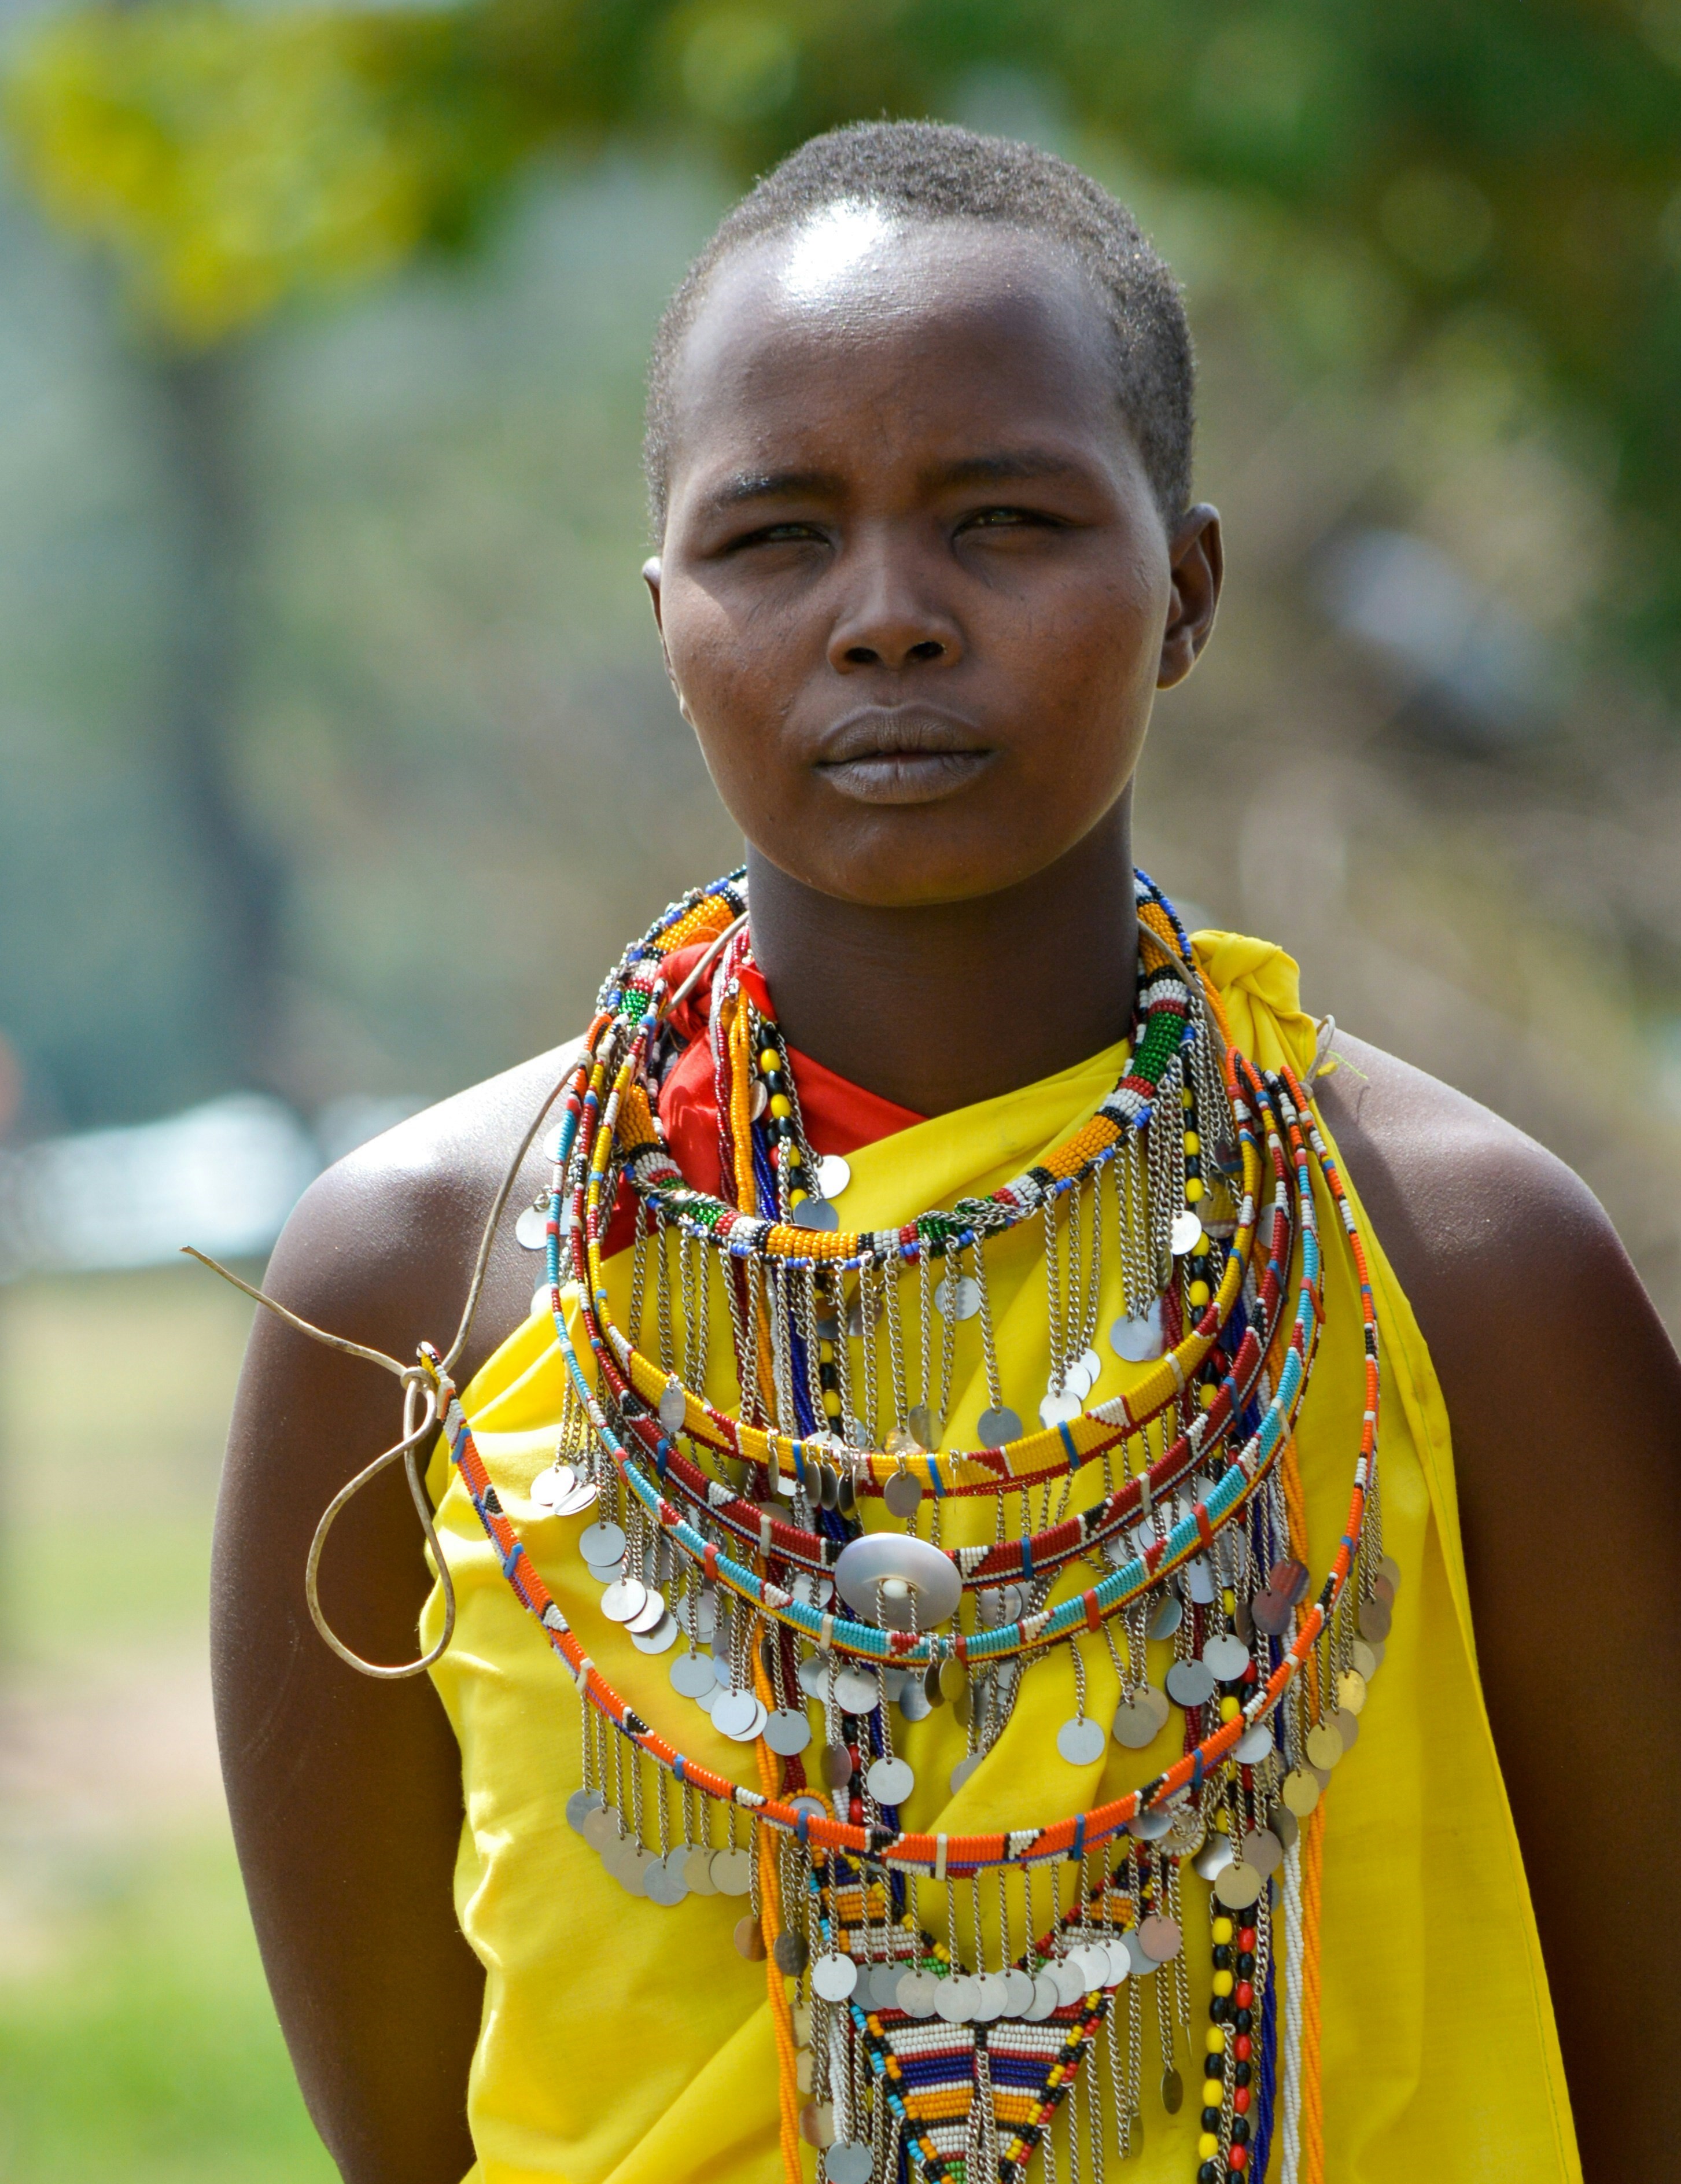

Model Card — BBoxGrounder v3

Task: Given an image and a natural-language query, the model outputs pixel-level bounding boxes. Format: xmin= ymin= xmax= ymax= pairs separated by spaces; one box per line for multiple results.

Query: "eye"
xmin=733 ymin=521 xmax=828 ymax=549
xmin=958 ymin=506 xmax=1060 ymax=533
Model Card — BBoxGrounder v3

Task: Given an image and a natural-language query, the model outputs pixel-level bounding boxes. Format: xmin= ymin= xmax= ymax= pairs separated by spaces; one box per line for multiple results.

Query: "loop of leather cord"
xmin=186 ymin=1042 xmax=585 ymax=1678
xmin=303 ymin=1369 xmax=455 ymax=1679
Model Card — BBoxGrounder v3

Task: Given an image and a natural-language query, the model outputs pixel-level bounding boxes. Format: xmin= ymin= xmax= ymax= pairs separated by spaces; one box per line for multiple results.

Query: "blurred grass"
xmin=0 ymin=1268 xmax=336 ymax=2184
xmin=0 ymin=1836 xmax=334 ymax=2184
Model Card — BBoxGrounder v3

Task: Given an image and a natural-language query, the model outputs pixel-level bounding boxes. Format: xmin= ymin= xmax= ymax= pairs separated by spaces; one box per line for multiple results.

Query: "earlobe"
xmin=1157 ymin=504 xmax=1223 ymax=691
xmin=642 ymin=556 xmax=692 ymax=723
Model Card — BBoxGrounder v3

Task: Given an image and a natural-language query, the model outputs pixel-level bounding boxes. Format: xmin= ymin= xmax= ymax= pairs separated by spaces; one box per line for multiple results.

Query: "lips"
xmin=813 ymin=708 xmax=996 ymax=806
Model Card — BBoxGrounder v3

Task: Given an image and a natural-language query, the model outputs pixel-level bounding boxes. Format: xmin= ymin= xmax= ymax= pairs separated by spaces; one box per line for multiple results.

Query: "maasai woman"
xmin=213 ymin=124 xmax=1681 ymax=2184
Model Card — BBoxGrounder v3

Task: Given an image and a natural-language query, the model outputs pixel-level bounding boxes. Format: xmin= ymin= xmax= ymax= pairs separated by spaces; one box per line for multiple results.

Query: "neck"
xmin=744 ymin=795 xmax=1140 ymax=1117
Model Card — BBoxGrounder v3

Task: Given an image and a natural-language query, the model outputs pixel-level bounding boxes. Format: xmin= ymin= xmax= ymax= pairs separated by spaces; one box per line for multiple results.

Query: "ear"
xmin=1157 ymin=506 xmax=1223 ymax=691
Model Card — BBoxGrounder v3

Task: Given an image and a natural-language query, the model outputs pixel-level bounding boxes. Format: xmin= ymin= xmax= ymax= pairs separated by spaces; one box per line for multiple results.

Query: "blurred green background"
xmin=3 ymin=3 xmax=1681 ymax=2176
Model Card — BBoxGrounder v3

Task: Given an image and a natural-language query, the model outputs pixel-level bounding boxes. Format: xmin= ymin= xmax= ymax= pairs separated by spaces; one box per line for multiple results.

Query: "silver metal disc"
xmin=937 ymin=1975 xmax=978 ymax=2023
xmin=1240 ymin=1828 xmax=1284 ymax=1879
xmin=1170 ymin=1208 xmax=1203 ymax=1255
xmin=827 ymin=2142 xmax=873 ymax=2184
xmin=898 ymin=1968 xmax=941 ymax=2017
xmin=1306 ymin=1721 xmax=1345 ymax=1770
xmin=600 ymin=1578 xmax=647 ymax=1625
xmin=1350 ymin=1638 xmax=1381 ymax=1681
xmin=1039 ymin=1389 xmax=1082 ymax=1428
xmin=949 ymin=1752 xmax=983 ymax=1795
xmin=1111 ymin=1303 xmax=1165 ymax=1362
xmin=658 ymin=1382 xmax=687 ymax=1432
xmin=1249 ymin=1589 xmax=1292 ymax=1637
xmin=1127 ymin=1804 xmax=1173 ymax=1841
xmin=834 ymin=1532 xmax=960 ymax=1629
xmin=897 ymin=1679 xmax=931 ymax=1723
xmin=1267 ymin=1800 xmax=1300 ymax=1852
xmin=626 ymin=1586 xmax=667 ymax=1635
xmin=1057 ymin=1715 xmax=1107 ymax=1766
xmin=883 ymin=1471 xmax=923 ymax=1519
xmin=515 ymin=1202 xmax=550 ymax=1250
xmin=629 ymin=1612 xmax=678 ymax=1655
xmin=791 ymin=1196 xmax=839 ymax=1231
xmin=1202 ymin=1634 xmax=1251 ymax=1682
xmin=812 ymin=1951 xmax=859 ymax=2002
xmin=867 ymin=1963 xmax=903 ymax=2009
xmin=1026 ymin=1972 xmax=1060 ymax=2021
xmin=579 ymin=1521 xmax=625 ymax=1566
xmin=1137 ymin=1914 xmax=1182 ymax=1964
xmin=1234 ymin=1719 xmax=1276 ymax=1765
xmin=972 ymin=1971 xmax=1009 ymax=2021
xmin=1214 ymin=1861 xmax=1263 ymax=1911
xmin=816 ymin=1154 xmax=852 ymax=1199
xmin=710 ymin=1847 xmax=752 ymax=1896
xmin=683 ymin=1844 xmax=718 ymax=1895
xmin=1185 ymin=1557 xmax=1216 ymax=1605
xmin=764 ymin=1707 xmax=813 ymax=1756
xmin=711 ymin=1689 xmax=760 ymax=1739
xmin=1281 ymin=1767 xmax=1321 ymax=1817
xmin=671 ymin=1651 xmax=716 ymax=1699
xmin=724 ymin=1697 xmax=769 ymax=1744
xmin=530 ymin=1463 xmax=569 ymax=1509
xmin=644 ymin=1853 xmax=688 ymax=1907
xmin=1359 ymin=1594 xmax=1394 ymax=1641
xmin=581 ymin=1804 xmax=619 ymax=1852
xmin=1051 ymin=1958 xmax=1088 ymax=2007
xmin=935 ymin=1276 xmax=981 ymax=1321
xmin=1165 ymin=1658 xmax=1216 ymax=1708
xmin=690 ymin=1681 xmax=717 ymax=1713
xmin=834 ymin=1667 xmax=880 ymax=1715
xmin=1112 ymin=1688 xmax=1170 ymax=1749
xmin=866 ymin=1756 xmax=915 ymax=1805
xmin=555 ymin=1479 xmax=599 ymax=1518
xmin=565 ymin=1788 xmax=604 ymax=1835
xmin=798 ymin=1650 xmax=832 ymax=1699
xmin=1148 ymin=1591 xmax=1182 ymax=1640
xmin=1003 ymin=1966 xmax=1037 ymax=2014
xmin=976 ymin=1405 xmax=1023 ymax=1448
xmin=1193 ymin=1832 xmax=1235 ymax=1881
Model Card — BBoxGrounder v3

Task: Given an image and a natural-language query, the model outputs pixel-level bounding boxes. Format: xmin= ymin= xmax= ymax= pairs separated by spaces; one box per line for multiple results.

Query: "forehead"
xmin=666 ymin=215 xmax=1126 ymax=495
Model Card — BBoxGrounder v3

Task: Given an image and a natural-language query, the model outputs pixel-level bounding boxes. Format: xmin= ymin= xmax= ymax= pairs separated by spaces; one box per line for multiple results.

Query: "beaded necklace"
xmin=224 ymin=868 xmax=1394 ymax=2184
xmin=456 ymin=872 xmax=1391 ymax=2184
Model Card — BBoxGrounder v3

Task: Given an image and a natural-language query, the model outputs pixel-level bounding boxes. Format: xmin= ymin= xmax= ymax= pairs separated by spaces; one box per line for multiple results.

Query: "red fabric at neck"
xmin=598 ymin=941 xmax=924 ymax=1259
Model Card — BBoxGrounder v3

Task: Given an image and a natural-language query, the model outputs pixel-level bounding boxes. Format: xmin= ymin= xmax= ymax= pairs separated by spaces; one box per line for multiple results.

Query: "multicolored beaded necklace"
xmin=231 ymin=867 xmax=1397 ymax=2184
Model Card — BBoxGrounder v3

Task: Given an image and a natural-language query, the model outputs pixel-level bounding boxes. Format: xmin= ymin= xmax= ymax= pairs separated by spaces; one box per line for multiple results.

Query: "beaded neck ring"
xmin=219 ymin=868 xmax=1394 ymax=2184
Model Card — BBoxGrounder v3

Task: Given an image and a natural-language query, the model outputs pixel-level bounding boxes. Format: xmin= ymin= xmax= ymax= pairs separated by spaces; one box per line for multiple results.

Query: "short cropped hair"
xmin=643 ymin=120 xmax=1195 ymax=537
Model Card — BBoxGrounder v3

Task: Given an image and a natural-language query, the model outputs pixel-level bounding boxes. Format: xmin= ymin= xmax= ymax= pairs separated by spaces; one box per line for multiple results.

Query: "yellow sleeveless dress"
xmin=422 ymin=932 xmax=1581 ymax=2184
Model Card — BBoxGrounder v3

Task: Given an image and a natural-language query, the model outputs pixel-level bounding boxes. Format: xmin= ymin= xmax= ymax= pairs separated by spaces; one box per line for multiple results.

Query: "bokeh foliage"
xmin=7 ymin=0 xmax=1681 ymax=666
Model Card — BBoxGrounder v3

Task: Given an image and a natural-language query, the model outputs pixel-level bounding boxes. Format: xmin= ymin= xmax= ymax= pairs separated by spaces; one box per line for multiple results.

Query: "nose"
xmin=826 ymin=537 xmax=963 ymax=674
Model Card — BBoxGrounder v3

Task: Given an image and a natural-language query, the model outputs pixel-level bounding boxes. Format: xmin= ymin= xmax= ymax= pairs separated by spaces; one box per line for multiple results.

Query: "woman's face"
xmin=647 ymin=211 xmax=1221 ymax=909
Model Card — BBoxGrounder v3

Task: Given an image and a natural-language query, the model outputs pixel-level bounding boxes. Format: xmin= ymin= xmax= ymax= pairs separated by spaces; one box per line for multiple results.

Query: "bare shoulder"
xmin=261 ymin=1036 xmax=585 ymax=1383
xmin=1311 ymin=1029 xmax=1633 ymax=1317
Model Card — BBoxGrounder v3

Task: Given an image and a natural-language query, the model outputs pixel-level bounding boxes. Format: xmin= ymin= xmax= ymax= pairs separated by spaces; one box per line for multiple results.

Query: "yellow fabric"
xmin=423 ymin=931 xmax=1581 ymax=2184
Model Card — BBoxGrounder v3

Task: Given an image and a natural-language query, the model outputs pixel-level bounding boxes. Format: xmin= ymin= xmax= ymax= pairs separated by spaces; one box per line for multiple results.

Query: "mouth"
xmin=813 ymin=708 xmax=997 ymax=806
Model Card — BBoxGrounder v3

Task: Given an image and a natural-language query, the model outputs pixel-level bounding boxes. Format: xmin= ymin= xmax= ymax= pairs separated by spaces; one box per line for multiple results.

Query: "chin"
xmin=776 ymin=828 xmax=1061 ymax=912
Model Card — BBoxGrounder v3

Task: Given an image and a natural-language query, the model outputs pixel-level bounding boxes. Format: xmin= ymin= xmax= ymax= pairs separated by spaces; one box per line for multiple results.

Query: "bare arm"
xmin=210 ymin=1049 xmax=572 ymax=2183
xmin=1318 ymin=1032 xmax=1681 ymax=2179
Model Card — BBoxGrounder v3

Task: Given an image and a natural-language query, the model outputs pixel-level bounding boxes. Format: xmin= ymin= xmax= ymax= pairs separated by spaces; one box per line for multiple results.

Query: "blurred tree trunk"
xmin=151 ymin=345 xmax=286 ymax=1091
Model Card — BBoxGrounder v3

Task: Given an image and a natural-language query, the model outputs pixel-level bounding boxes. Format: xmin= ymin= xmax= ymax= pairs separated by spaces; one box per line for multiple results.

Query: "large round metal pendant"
xmin=833 ymin=1531 xmax=962 ymax=1630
